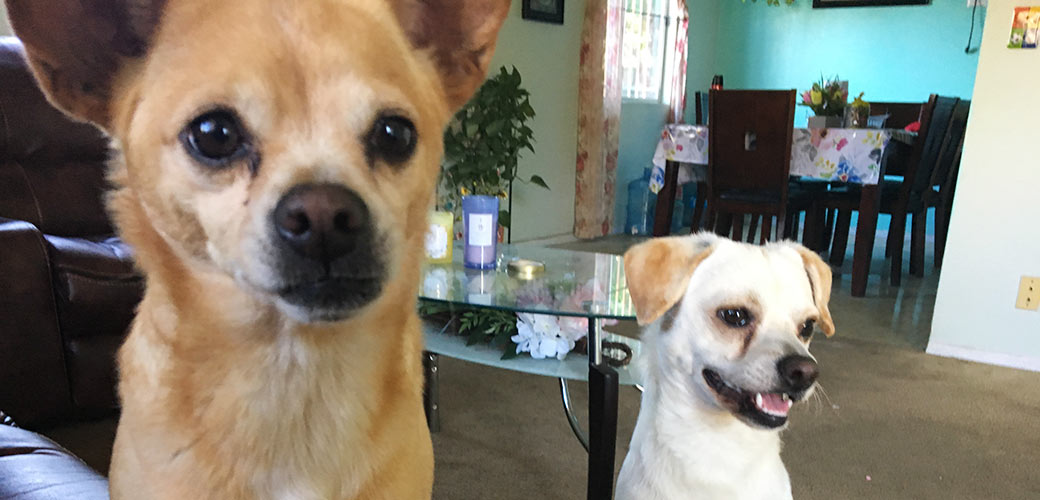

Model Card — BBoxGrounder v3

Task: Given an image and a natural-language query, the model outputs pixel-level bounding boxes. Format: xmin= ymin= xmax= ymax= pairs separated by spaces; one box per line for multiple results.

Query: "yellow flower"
xmin=460 ymin=186 xmax=471 ymax=196
xmin=810 ymin=90 xmax=823 ymax=106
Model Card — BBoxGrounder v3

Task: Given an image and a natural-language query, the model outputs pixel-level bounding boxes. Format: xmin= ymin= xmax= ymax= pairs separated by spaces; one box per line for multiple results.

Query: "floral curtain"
xmin=574 ymin=0 xmax=624 ymax=239
xmin=667 ymin=0 xmax=689 ymax=124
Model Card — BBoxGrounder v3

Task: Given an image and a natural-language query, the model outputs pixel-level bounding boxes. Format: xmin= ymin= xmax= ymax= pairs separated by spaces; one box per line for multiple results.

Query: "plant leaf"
xmin=501 ymin=345 xmax=520 ymax=360
xmin=498 ymin=210 xmax=511 ymax=229
xmin=529 ymin=175 xmax=550 ymax=190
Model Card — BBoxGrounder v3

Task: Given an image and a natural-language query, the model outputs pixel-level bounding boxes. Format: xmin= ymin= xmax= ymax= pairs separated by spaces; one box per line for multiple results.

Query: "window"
xmin=621 ymin=0 xmax=681 ymax=102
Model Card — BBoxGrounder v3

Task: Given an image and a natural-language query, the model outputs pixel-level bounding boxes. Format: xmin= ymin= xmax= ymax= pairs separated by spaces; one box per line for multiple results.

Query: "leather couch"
xmin=0 ymin=37 xmax=142 ymax=429
xmin=0 ymin=414 xmax=109 ymax=499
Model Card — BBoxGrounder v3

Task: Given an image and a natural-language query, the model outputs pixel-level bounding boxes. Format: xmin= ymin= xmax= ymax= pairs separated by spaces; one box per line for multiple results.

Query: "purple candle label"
xmin=468 ymin=213 xmax=494 ymax=246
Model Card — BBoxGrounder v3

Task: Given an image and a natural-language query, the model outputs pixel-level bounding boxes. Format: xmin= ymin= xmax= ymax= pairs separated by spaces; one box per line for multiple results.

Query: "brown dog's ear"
xmin=4 ymin=0 xmax=166 ymax=126
xmin=623 ymin=234 xmax=716 ymax=326
xmin=391 ymin=0 xmax=511 ymax=110
xmin=793 ymin=246 xmax=836 ymax=337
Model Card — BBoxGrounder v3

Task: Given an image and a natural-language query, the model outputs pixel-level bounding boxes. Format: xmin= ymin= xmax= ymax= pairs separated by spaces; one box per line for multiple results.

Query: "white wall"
xmin=929 ymin=0 xmax=1040 ymax=372
xmin=490 ymin=0 xmax=585 ymax=242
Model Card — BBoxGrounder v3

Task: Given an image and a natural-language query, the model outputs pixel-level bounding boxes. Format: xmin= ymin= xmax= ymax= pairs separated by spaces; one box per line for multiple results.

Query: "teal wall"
xmin=715 ymin=0 xmax=983 ymax=126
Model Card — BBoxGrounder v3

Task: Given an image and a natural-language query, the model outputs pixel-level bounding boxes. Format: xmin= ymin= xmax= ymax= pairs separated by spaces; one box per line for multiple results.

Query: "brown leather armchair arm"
xmin=0 ymin=218 xmax=74 ymax=427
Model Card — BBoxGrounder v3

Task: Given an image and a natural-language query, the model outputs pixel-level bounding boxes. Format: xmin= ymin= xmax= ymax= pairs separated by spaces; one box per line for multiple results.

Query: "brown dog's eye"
xmin=365 ymin=115 xmax=417 ymax=167
xmin=718 ymin=308 xmax=752 ymax=328
xmin=799 ymin=319 xmax=816 ymax=340
xmin=183 ymin=110 xmax=248 ymax=165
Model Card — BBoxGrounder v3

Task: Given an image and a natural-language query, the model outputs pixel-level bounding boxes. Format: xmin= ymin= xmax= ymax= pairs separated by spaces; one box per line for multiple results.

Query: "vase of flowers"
xmin=801 ymin=76 xmax=848 ymax=128
xmin=439 ymin=66 xmax=548 ymax=247
xmin=844 ymin=92 xmax=870 ymax=129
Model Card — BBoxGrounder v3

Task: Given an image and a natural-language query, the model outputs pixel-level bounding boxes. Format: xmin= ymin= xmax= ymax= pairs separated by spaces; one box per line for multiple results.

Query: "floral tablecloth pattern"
xmin=650 ymin=124 xmax=904 ymax=192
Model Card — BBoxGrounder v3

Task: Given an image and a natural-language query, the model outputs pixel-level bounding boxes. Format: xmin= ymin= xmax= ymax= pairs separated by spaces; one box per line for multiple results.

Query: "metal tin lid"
xmin=506 ymin=259 xmax=545 ymax=280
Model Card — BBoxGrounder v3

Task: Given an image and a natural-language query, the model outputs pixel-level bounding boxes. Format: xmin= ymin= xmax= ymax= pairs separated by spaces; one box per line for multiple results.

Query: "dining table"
xmin=649 ymin=123 xmax=916 ymax=297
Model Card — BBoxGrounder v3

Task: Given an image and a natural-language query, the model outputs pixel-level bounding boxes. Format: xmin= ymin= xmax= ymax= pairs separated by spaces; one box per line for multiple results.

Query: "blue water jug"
xmin=625 ymin=168 xmax=656 ymax=235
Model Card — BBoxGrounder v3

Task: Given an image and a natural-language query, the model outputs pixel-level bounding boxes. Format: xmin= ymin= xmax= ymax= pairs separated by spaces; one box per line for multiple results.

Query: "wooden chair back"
xmin=869 ymin=101 xmax=923 ymax=130
xmin=930 ymin=99 xmax=970 ymax=190
xmin=904 ymin=95 xmax=959 ymax=201
xmin=707 ymin=89 xmax=796 ymax=205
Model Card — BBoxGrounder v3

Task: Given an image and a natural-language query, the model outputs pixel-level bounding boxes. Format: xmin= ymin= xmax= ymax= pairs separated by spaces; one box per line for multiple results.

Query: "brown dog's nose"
xmin=777 ymin=355 xmax=819 ymax=392
xmin=273 ymin=183 xmax=369 ymax=262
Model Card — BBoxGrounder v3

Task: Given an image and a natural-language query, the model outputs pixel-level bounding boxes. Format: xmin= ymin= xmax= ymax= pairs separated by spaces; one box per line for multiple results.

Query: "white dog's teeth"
xmin=755 ymin=393 xmax=764 ymax=408
xmin=782 ymin=393 xmax=790 ymax=402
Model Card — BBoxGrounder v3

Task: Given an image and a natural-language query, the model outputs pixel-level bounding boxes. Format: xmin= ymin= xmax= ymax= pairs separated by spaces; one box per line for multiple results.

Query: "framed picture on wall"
xmin=522 ymin=0 xmax=564 ymax=24
xmin=813 ymin=0 xmax=928 ymax=7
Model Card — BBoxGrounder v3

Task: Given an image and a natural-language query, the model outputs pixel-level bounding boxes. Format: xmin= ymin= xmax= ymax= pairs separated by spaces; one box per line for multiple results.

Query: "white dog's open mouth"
xmin=702 ymin=369 xmax=794 ymax=429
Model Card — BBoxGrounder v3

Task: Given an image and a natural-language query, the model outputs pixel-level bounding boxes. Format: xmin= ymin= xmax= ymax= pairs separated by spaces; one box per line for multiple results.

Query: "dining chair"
xmin=686 ymin=91 xmax=711 ymax=231
xmin=822 ymin=94 xmax=959 ymax=286
xmin=702 ymin=89 xmax=806 ymax=243
xmin=868 ymin=101 xmax=923 ymax=131
xmin=920 ymin=99 xmax=970 ymax=271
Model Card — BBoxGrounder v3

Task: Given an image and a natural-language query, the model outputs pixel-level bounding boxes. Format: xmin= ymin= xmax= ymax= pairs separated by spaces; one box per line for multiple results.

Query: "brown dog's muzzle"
xmin=270 ymin=183 xmax=386 ymax=321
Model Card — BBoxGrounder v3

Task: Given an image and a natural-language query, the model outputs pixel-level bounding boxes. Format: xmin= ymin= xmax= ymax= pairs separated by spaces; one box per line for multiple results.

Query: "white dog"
xmin=616 ymin=233 xmax=835 ymax=500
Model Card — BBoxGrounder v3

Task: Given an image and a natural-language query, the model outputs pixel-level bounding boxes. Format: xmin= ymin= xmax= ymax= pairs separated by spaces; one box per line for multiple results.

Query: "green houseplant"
xmin=440 ymin=66 xmax=547 ymax=236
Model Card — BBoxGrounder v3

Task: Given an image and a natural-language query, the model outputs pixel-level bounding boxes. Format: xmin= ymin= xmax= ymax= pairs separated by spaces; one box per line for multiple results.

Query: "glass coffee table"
xmin=419 ymin=243 xmax=639 ymax=500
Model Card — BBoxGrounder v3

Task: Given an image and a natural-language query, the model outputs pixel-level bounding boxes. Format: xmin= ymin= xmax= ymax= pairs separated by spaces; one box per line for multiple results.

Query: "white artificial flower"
xmin=513 ymin=312 xmax=576 ymax=361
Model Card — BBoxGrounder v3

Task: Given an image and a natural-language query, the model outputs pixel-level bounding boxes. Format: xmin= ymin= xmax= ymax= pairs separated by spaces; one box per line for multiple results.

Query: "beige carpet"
xmin=40 ymin=230 xmax=1040 ymax=499
xmin=50 ymin=335 xmax=1040 ymax=500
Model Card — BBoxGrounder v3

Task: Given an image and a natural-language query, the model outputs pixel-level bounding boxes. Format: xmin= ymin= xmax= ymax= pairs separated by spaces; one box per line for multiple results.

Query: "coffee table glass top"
xmin=419 ymin=243 xmax=636 ymax=321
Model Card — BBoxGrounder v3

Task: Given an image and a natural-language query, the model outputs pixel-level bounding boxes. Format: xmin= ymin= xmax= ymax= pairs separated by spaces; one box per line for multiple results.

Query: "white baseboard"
xmin=926 ymin=342 xmax=1040 ymax=373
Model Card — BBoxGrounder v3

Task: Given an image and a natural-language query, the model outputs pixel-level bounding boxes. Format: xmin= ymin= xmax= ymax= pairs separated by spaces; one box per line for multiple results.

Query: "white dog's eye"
xmin=799 ymin=319 xmax=816 ymax=340
xmin=718 ymin=308 xmax=752 ymax=328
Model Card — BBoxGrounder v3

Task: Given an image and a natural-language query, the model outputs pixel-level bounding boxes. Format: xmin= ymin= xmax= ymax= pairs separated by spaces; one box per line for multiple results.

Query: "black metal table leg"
xmin=422 ymin=351 xmax=440 ymax=432
xmin=588 ymin=361 xmax=619 ymax=500
xmin=586 ymin=318 xmax=619 ymax=500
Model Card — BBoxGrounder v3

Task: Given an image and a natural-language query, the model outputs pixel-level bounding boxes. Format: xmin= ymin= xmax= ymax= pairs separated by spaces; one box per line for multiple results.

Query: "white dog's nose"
xmin=777 ymin=355 xmax=819 ymax=391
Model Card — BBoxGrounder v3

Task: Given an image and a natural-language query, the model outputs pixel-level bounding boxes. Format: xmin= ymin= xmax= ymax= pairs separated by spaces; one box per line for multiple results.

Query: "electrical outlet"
xmin=1016 ymin=276 xmax=1040 ymax=311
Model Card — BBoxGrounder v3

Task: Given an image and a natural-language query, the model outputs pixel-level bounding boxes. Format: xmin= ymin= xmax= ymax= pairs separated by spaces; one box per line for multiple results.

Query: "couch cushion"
xmin=0 ymin=424 xmax=109 ymax=499
xmin=45 ymin=235 xmax=141 ymax=415
xmin=0 ymin=39 xmax=113 ymax=238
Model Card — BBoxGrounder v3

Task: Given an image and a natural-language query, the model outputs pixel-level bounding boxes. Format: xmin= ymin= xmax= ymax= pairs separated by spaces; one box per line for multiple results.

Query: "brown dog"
xmin=5 ymin=0 xmax=509 ymax=498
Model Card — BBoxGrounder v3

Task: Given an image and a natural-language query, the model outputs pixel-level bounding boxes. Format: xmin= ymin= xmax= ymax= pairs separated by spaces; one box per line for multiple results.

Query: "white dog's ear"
xmin=391 ymin=0 xmax=511 ymax=110
xmin=793 ymin=246 xmax=836 ymax=337
xmin=4 ymin=0 xmax=166 ymax=127
xmin=624 ymin=234 xmax=716 ymax=326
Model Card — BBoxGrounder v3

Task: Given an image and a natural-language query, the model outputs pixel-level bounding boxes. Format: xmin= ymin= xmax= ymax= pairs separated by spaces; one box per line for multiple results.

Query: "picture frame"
xmin=812 ymin=0 xmax=928 ymax=7
xmin=522 ymin=0 xmax=564 ymax=25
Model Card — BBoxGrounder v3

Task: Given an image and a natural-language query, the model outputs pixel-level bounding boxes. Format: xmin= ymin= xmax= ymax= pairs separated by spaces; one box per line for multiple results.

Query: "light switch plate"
xmin=1016 ymin=276 xmax=1040 ymax=311
xmin=966 ymin=0 xmax=986 ymax=7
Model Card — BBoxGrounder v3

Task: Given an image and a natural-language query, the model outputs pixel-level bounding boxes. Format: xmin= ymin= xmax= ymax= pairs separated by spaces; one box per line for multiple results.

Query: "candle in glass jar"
xmin=425 ymin=211 xmax=454 ymax=264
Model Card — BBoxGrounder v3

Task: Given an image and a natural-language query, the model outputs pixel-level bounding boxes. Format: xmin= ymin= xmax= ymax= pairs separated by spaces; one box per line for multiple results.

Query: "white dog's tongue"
xmin=754 ymin=393 xmax=793 ymax=417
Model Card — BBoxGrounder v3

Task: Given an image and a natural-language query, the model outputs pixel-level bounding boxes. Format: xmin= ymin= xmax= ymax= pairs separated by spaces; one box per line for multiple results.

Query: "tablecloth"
xmin=649 ymin=124 xmax=911 ymax=192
